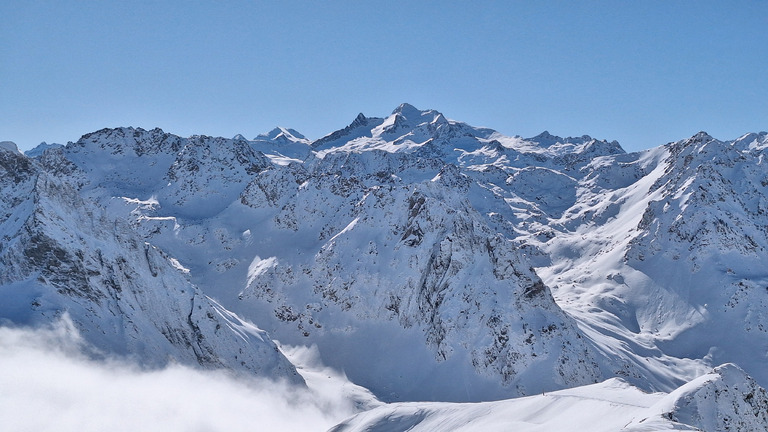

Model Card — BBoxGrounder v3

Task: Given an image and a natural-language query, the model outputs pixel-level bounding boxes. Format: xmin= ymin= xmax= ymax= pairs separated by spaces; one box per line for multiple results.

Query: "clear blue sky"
xmin=2 ymin=1 xmax=766 ymax=152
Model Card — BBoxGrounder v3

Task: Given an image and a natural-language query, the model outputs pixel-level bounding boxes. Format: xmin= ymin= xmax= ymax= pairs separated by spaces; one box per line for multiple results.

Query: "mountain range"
xmin=2 ymin=103 xmax=767 ymax=430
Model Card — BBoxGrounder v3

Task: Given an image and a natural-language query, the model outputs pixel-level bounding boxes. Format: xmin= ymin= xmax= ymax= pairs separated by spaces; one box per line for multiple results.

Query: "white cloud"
xmin=0 ymin=317 xmax=368 ymax=432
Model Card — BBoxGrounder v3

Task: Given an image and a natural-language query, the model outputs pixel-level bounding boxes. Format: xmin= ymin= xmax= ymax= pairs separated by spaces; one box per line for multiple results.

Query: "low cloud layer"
xmin=0 ymin=317 xmax=364 ymax=432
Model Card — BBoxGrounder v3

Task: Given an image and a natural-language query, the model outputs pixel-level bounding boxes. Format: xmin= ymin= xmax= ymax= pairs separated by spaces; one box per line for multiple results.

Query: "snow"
xmin=249 ymin=127 xmax=312 ymax=165
xmin=0 ymin=144 xmax=302 ymax=382
xmin=332 ymin=363 xmax=768 ymax=432
xmin=2 ymin=104 xmax=768 ymax=430
xmin=24 ymin=141 xmax=64 ymax=157
xmin=0 ymin=140 xmax=21 ymax=153
xmin=246 ymin=255 xmax=278 ymax=285
xmin=331 ymin=380 xmax=664 ymax=431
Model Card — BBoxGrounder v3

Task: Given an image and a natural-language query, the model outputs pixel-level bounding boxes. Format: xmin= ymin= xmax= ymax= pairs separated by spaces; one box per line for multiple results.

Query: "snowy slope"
xmin=237 ymin=151 xmax=601 ymax=401
xmin=330 ymin=364 xmax=768 ymax=432
xmin=531 ymin=131 xmax=768 ymax=389
xmin=312 ymin=103 xmax=624 ymax=172
xmin=24 ymin=141 xmax=64 ymax=158
xmin=61 ymin=127 xmax=272 ymax=219
xmin=0 ymin=143 xmax=302 ymax=382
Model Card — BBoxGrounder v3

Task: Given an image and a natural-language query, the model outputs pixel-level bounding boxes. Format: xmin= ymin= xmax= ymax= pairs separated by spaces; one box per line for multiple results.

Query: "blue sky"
xmin=2 ymin=1 xmax=766 ymax=152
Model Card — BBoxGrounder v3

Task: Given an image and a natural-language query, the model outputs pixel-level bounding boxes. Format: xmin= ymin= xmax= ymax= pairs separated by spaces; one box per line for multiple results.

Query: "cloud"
xmin=0 ymin=317 xmax=369 ymax=432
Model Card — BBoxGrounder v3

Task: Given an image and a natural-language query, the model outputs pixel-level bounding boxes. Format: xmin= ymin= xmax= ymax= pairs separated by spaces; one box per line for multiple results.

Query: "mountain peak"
xmin=254 ymin=127 xmax=308 ymax=144
xmin=390 ymin=103 xmax=444 ymax=124
xmin=78 ymin=126 xmax=169 ymax=144
xmin=350 ymin=113 xmax=369 ymax=128
xmin=528 ymin=131 xmax=588 ymax=148
xmin=528 ymin=131 xmax=602 ymax=147
xmin=380 ymin=104 xmax=450 ymax=136
xmin=672 ymin=131 xmax=716 ymax=152
xmin=25 ymin=141 xmax=65 ymax=158
xmin=0 ymin=141 xmax=20 ymax=154
xmin=530 ymin=131 xmax=560 ymax=145
xmin=392 ymin=102 xmax=421 ymax=116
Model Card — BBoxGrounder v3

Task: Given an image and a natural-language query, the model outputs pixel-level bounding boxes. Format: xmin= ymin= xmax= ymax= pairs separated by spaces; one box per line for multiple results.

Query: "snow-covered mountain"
xmin=247 ymin=127 xmax=312 ymax=165
xmin=24 ymin=141 xmax=64 ymax=158
xmin=0 ymin=141 xmax=301 ymax=383
xmin=4 ymin=104 xmax=768 ymax=429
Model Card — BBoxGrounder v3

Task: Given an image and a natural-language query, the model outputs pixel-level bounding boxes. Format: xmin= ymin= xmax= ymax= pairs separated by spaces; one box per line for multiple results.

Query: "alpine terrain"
xmin=2 ymin=104 xmax=767 ymax=431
